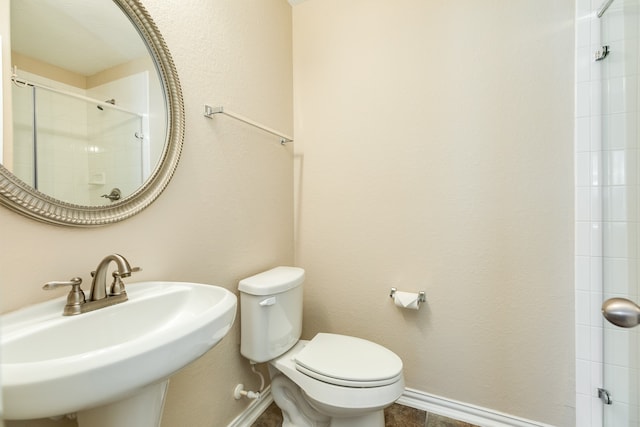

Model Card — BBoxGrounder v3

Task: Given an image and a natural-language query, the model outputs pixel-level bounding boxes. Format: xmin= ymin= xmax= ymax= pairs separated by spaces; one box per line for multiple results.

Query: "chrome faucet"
xmin=90 ymin=253 xmax=133 ymax=301
xmin=43 ymin=254 xmax=140 ymax=316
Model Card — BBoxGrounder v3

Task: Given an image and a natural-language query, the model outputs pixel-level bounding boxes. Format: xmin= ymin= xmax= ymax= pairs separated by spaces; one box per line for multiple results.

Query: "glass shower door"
xmin=600 ymin=0 xmax=640 ymax=425
xmin=10 ymin=82 xmax=144 ymax=206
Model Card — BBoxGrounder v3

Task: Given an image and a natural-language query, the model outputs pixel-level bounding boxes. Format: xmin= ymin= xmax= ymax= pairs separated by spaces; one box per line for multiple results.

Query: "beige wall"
xmin=292 ymin=1 xmax=575 ymax=426
xmin=11 ymin=52 xmax=87 ymax=89
xmin=1 ymin=0 xmax=577 ymax=425
xmin=1 ymin=1 xmax=293 ymax=426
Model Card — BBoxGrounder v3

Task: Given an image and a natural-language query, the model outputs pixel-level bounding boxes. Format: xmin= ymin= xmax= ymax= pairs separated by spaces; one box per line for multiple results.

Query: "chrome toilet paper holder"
xmin=389 ymin=287 xmax=426 ymax=303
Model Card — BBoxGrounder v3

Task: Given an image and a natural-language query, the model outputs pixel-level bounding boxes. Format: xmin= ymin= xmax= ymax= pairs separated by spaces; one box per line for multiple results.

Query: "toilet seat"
xmin=294 ymin=333 xmax=403 ymax=387
xmin=272 ymin=340 xmax=405 ymax=414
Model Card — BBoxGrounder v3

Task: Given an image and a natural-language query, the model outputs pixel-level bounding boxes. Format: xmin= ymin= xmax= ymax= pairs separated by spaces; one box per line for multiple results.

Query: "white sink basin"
xmin=1 ymin=281 xmax=237 ymax=420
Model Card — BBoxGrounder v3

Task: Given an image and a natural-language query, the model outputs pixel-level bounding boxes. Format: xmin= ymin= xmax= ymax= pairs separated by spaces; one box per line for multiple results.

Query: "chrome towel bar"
xmin=204 ymin=105 xmax=293 ymax=145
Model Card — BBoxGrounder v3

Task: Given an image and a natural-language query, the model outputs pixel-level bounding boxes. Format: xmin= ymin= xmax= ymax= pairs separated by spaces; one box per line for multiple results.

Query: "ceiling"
xmin=11 ymin=0 xmax=148 ymax=77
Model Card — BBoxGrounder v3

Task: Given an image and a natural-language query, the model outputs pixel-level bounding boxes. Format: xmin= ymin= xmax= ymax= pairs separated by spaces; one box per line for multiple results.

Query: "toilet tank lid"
xmin=238 ymin=266 xmax=305 ymax=295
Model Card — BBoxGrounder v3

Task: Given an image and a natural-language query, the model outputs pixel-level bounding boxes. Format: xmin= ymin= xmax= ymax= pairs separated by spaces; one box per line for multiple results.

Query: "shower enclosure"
xmin=598 ymin=0 xmax=640 ymax=425
xmin=11 ymin=75 xmax=145 ymax=206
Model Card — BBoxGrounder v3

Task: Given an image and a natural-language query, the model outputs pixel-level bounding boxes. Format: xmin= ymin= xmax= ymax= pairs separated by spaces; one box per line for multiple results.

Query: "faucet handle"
xmin=110 ymin=272 xmax=126 ymax=295
xmin=109 ymin=267 xmax=141 ymax=295
xmin=43 ymin=277 xmax=86 ymax=316
xmin=92 ymin=266 xmax=141 ymax=278
xmin=43 ymin=277 xmax=83 ymax=290
xmin=91 ymin=267 xmax=139 ymax=275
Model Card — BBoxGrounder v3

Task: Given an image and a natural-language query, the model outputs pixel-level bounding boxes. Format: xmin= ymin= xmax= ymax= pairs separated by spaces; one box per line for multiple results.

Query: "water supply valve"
xmin=233 ymin=384 xmax=260 ymax=400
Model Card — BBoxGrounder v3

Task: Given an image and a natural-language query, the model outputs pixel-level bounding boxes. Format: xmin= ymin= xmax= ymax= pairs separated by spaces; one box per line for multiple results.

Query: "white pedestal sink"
xmin=1 ymin=281 xmax=237 ymax=425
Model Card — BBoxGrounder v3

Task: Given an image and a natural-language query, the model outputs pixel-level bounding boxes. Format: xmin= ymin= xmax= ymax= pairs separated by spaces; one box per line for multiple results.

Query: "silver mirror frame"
xmin=0 ymin=0 xmax=184 ymax=227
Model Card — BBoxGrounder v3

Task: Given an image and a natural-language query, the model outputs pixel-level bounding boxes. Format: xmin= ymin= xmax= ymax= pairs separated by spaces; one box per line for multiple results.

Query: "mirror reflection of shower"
xmin=97 ymin=99 xmax=116 ymax=111
xmin=597 ymin=0 xmax=615 ymax=17
xmin=10 ymin=68 xmax=150 ymax=205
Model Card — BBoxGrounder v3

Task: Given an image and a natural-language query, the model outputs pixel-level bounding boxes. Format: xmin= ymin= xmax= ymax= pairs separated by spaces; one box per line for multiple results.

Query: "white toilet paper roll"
xmin=393 ymin=291 xmax=421 ymax=310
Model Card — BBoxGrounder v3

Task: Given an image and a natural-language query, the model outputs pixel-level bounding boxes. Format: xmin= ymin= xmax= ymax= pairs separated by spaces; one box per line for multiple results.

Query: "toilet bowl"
xmin=238 ymin=267 xmax=405 ymax=427
xmin=271 ymin=338 xmax=404 ymax=426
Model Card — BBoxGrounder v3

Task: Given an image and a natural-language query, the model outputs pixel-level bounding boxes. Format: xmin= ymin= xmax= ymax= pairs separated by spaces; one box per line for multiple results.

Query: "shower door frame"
xmin=598 ymin=0 xmax=640 ymax=425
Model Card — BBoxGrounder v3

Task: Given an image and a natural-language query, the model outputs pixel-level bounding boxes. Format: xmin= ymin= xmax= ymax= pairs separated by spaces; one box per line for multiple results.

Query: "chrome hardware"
xmin=598 ymin=388 xmax=613 ymax=405
xmin=602 ymin=297 xmax=640 ymax=328
xmin=259 ymin=297 xmax=277 ymax=307
xmin=43 ymin=277 xmax=82 ymax=290
xmin=44 ymin=255 xmax=140 ymax=316
xmin=90 ymin=254 xmax=135 ymax=301
xmin=43 ymin=277 xmax=86 ymax=316
xmin=110 ymin=272 xmax=126 ymax=296
xmin=389 ymin=287 xmax=426 ymax=303
xmin=110 ymin=268 xmax=141 ymax=295
xmin=597 ymin=0 xmax=615 ymax=18
xmin=101 ymin=188 xmax=121 ymax=201
xmin=595 ymin=46 xmax=610 ymax=61
xmin=204 ymin=104 xmax=293 ymax=145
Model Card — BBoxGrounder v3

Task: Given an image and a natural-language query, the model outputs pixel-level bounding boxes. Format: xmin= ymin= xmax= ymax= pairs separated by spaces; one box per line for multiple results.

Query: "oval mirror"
xmin=0 ymin=0 xmax=184 ymax=226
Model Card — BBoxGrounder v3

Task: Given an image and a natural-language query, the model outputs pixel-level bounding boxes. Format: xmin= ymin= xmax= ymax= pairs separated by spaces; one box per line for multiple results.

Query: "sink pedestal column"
xmin=76 ymin=380 xmax=169 ymax=427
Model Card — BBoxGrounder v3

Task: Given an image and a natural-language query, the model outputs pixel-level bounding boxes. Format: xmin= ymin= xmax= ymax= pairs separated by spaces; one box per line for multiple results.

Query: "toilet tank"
xmin=238 ymin=266 xmax=304 ymax=363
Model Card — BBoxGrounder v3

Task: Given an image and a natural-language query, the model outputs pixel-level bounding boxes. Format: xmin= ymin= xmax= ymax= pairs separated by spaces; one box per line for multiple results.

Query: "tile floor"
xmin=251 ymin=402 xmax=480 ymax=427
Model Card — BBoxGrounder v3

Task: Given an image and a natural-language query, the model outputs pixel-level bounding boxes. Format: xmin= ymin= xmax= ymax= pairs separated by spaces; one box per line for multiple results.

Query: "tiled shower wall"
xmin=576 ymin=0 xmax=640 ymax=425
xmin=11 ymin=71 xmax=90 ymax=204
xmin=86 ymin=73 xmax=149 ymax=205
xmin=11 ymin=71 xmax=148 ymax=206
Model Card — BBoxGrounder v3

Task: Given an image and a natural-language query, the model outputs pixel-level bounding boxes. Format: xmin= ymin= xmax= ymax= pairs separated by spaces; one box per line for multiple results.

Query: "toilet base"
xmin=271 ymin=374 xmax=385 ymax=427
xmin=272 ymin=374 xmax=330 ymax=427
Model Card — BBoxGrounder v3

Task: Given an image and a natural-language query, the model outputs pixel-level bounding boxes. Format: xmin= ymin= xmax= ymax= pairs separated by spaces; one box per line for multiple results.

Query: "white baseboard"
xmin=227 ymin=386 xmax=554 ymax=427
xmin=398 ymin=388 xmax=555 ymax=427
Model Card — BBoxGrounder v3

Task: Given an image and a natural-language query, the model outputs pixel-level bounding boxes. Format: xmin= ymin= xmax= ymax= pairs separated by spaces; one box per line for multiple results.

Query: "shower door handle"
xmin=602 ymin=298 xmax=640 ymax=328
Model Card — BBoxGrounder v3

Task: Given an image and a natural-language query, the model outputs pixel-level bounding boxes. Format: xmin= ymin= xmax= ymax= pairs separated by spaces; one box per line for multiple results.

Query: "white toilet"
xmin=238 ymin=266 xmax=404 ymax=427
